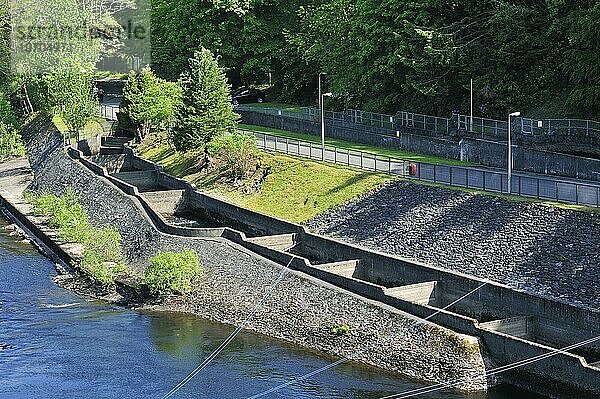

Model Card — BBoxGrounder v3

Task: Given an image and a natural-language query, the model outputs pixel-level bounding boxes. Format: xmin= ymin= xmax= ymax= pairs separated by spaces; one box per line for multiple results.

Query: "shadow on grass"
xmin=326 ymin=172 xmax=376 ymax=195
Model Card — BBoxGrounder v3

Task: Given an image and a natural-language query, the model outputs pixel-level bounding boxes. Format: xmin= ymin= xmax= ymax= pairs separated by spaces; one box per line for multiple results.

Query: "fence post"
xmin=334 ymin=147 xmax=337 ymax=164
xmin=537 ymin=178 xmax=540 ymax=200
xmin=388 ymin=156 xmax=391 ymax=174
xmin=286 ymin=138 xmax=289 ymax=154
xmin=263 ymin=134 xmax=266 ymax=149
xmin=434 ymin=164 xmax=437 ymax=183
xmin=575 ymin=184 xmax=579 ymax=205
xmin=449 ymin=166 xmax=453 ymax=185
xmin=466 ymin=168 xmax=469 ymax=189
xmin=360 ymin=151 xmax=363 ymax=169
xmin=309 ymin=141 xmax=313 ymax=160
xmin=275 ymin=135 xmax=278 ymax=152
xmin=482 ymin=171 xmax=486 ymax=191
xmin=347 ymin=149 xmax=350 ymax=167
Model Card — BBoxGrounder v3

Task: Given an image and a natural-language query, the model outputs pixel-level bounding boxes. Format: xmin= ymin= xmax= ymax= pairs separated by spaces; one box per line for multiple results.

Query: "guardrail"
xmin=242 ymin=128 xmax=600 ymax=208
xmin=98 ymin=104 xmax=119 ymax=121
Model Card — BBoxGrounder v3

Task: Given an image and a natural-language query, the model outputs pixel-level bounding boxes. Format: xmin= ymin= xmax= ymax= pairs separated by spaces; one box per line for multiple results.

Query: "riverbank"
xmin=0 ymin=116 xmax=491 ymax=392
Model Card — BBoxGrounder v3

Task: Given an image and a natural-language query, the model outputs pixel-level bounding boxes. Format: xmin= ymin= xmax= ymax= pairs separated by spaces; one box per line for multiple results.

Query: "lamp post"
xmin=470 ymin=78 xmax=473 ymax=132
xmin=507 ymin=111 xmax=520 ymax=194
xmin=321 ymin=92 xmax=333 ymax=151
xmin=318 ymin=72 xmax=327 ymax=148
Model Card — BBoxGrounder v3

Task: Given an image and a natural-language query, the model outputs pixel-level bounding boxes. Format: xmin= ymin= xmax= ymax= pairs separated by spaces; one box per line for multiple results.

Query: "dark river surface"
xmin=0 ymin=217 xmax=545 ymax=399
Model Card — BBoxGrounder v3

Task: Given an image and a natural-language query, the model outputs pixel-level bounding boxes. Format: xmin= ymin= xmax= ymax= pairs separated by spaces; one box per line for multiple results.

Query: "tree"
xmin=41 ymin=70 xmax=97 ymax=141
xmin=121 ymin=68 xmax=182 ymax=142
xmin=171 ymin=48 xmax=239 ymax=152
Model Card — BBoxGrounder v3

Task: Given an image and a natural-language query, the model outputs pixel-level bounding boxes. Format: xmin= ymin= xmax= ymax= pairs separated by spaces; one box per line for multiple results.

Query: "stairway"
xmin=99 ymin=136 xmax=130 ymax=155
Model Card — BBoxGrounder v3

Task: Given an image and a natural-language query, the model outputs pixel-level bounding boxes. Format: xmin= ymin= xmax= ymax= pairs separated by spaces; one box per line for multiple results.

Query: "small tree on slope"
xmin=172 ymin=48 xmax=239 ymax=152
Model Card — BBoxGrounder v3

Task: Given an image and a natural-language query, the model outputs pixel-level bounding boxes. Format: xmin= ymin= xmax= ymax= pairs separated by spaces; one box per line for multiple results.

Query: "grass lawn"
xmin=238 ymin=123 xmax=473 ymax=167
xmin=137 ymin=143 xmax=393 ymax=223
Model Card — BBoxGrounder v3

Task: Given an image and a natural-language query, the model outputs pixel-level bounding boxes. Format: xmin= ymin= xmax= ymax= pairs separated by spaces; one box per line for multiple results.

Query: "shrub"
xmin=145 ymin=250 xmax=202 ymax=297
xmin=79 ymin=249 xmax=128 ymax=286
xmin=0 ymin=122 xmax=26 ymax=161
xmin=208 ymin=132 xmax=258 ymax=179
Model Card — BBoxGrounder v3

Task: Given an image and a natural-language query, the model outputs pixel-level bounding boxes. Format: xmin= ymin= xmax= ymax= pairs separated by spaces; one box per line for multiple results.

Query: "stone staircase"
xmin=99 ymin=136 xmax=130 ymax=155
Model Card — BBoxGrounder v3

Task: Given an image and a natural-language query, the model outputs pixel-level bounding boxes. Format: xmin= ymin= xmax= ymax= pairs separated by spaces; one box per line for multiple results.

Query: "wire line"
xmin=378 ymin=334 xmax=600 ymax=399
xmin=245 ymin=281 xmax=489 ymax=399
xmin=161 ymin=257 xmax=295 ymax=399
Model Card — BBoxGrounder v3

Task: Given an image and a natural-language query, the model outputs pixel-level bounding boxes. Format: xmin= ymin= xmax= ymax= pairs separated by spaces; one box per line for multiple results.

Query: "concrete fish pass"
xmin=69 ymin=137 xmax=600 ymax=399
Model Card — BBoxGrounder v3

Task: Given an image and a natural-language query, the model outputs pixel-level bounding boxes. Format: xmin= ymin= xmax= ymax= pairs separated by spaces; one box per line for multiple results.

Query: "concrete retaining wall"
xmin=14 ymin=115 xmax=490 ymax=391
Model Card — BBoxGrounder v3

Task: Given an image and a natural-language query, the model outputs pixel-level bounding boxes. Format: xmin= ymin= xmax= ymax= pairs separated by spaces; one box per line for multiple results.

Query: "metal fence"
xmin=246 ymin=129 xmax=600 ymax=208
xmin=98 ymin=104 xmax=119 ymax=121
xmin=240 ymin=106 xmax=600 ymax=141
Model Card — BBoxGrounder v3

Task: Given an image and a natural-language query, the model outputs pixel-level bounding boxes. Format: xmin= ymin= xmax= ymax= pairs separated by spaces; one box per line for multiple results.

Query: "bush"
xmin=208 ymin=132 xmax=258 ymax=179
xmin=79 ymin=249 xmax=128 ymax=286
xmin=0 ymin=122 xmax=26 ymax=161
xmin=145 ymin=250 xmax=202 ymax=297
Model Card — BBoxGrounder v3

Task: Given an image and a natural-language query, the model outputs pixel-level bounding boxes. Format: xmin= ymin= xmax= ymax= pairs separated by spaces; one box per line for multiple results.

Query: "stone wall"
xmin=18 ymin=115 xmax=488 ymax=390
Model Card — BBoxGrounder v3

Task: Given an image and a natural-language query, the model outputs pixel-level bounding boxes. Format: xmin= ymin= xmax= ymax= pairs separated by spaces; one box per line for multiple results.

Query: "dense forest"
xmin=150 ymin=0 xmax=599 ymax=119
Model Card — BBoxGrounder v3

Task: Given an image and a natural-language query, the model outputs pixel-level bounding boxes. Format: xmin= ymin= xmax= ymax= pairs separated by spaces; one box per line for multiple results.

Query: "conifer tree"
xmin=172 ymin=48 xmax=239 ymax=152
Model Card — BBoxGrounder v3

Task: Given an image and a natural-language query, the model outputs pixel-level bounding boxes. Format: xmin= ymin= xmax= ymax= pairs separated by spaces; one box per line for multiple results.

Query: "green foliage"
xmin=121 ymin=68 xmax=182 ymax=142
xmin=171 ymin=48 xmax=240 ymax=152
xmin=26 ymin=189 xmax=128 ymax=285
xmin=0 ymin=122 xmax=26 ymax=161
xmin=331 ymin=325 xmax=350 ymax=336
xmin=150 ymin=0 xmax=600 ymax=119
xmin=145 ymin=250 xmax=202 ymax=297
xmin=44 ymin=71 xmax=97 ymax=136
xmin=208 ymin=132 xmax=258 ymax=179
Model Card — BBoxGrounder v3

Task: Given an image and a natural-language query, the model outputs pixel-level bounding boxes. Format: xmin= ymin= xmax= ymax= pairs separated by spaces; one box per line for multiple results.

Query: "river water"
xmin=0 ymin=217 xmax=544 ymax=399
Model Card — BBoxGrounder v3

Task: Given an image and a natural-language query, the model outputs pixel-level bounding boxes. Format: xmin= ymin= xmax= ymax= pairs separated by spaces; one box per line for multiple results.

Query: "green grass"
xmin=137 ymin=143 xmax=393 ymax=223
xmin=52 ymin=115 xmax=110 ymax=140
xmin=238 ymin=123 xmax=473 ymax=167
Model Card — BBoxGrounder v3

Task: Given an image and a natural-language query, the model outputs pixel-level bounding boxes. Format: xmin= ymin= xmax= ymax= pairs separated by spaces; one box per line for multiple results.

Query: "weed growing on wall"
xmin=145 ymin=250 xmax=202 ymax=297
xmin=25 ymin=189 xmax=128 ymax=284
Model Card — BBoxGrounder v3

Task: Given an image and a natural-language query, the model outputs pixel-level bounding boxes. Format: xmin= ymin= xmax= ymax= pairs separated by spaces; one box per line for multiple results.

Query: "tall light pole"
xmin=507 ymin=111 xmax=520 ymax=194
xmin=470 ymin=78 xmax=474 ymax=132
xmin=318 ymin=72 xmax=326 ymax=148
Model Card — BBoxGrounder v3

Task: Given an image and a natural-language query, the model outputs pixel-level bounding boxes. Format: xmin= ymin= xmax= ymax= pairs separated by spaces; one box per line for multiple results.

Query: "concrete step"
xmin=102 ymin=137 xmax=130 ymax=147
xmin=314 ymin=260 xmax=359 ymax=278
xmin=384 ymin=281 xmax=438 ymax=306
xmin=141 ymin=190 xmax=186 ymax=215
xmin=99 ymin=146 xmax=124 ymax=155
xmin=246 ymin=233 xmax=297 ymax=251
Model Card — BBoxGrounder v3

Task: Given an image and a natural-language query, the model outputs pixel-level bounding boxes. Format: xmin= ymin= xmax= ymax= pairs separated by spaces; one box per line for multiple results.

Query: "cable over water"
xmin=245 ymin=282 xmax=489 ymax=399
xmin=378 ymin=334 xmax=600 ymax=399
xmin=160 ymin=257 xmax=296 ymax=399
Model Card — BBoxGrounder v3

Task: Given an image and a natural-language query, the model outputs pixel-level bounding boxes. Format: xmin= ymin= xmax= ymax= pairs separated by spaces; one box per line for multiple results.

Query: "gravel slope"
xmin=306 ymin=182 xmax=600 ymax=310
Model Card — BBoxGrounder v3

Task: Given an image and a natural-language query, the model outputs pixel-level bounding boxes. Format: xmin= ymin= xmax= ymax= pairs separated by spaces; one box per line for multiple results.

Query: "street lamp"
xmin=318 ymin=72 xmax=327 ymax=147
xmin=321 ymin=92 xmax=333 ymax=149
xmin=507 ymin=111 xmax=520 ymax=194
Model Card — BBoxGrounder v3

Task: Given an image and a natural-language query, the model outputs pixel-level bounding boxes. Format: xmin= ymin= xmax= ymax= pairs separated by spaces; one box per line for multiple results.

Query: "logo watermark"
xmin=9 ymin=0 xmax=151 ymax=74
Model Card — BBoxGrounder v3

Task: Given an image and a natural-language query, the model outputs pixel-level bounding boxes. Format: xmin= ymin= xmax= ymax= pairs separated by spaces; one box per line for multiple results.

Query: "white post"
xmin=470 ymin=78 xmax=473 ymax=132
xmin=507 ymin=111 xmax=520 ymax=194
xmin=319 ymin=73 xmax=325 ymax=148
